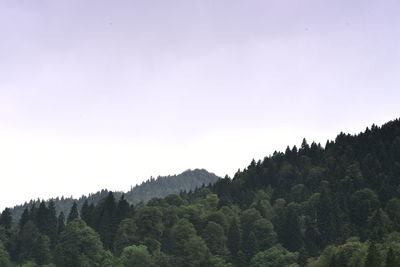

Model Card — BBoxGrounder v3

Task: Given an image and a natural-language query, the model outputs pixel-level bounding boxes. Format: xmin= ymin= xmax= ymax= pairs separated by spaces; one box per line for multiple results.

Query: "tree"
xmin=58 ymin=212 xmax=66 ymax=234
xmin=365 ymin=242 xmax=380 ymax=267
xmin=244 ymin=231 xmax=259 ymax=261
xmin=253 ymin=218 xmax=277 ymax=250
xmin=227 ymin=219 xmax=241 ymax=255
xmin=120 ymin=245 xmax=152 ymax=267
xmin=17 ymin=220 xmax=40 ymax=262
xmin=113 ymin=218 xmax=138 ymax=255
xmin=385 ymin=248 xmax=397 ymax=267
xmin=67 ymin=202 xmax=79 ymax=223
xmin=202 ymin=222 xmax=228 ymax=257
xmin=136 ymin=206 xmax=164 ymax=241
xmin=0 ymin=241 xmax=10 ymax=267
xmin=0 ymin=208 xmax=12 ymax=230
xmin=33 ymin=234 xmax=51 ymax=265
xmin=54 ymin=219 xmax=104 ymax=267
xmin=278 ymin=204 xmax=303 ymax=252
xmin=19 ymin=208 xmax=30 ymax=231
xmin=182 ymin=236 xmax=209 ymax=267
xmin=249 ymin=245 xmax=298 ymax=267
xmin=96 ymin=192 xmax=117 ymax=250
xmin=368 ymin=209 xmax=392 ymax=242
xmin=80 ymin=199 xmax=92 ymax=226
xmin=169 ymin=218 xmax=197 ymax=255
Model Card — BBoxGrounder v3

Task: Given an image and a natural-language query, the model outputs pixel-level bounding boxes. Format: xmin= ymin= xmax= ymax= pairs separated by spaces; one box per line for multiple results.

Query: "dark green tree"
xmin=0 ymin=208 xmax=12 ymax=230
xmin=58 ymin=212 xmax=66 ymax=234
xmin=80 ymin=199 xmax=92 ymax=226
xmin=227 ymin=219 xmax=241 ymax=255
xmin=365 ymin=242 xmax=380 ymax=267
xmin=120 ymin=245 xmax=152 ymax=267
xmin=0 ymin=241 xmax=10 ymax=267
xmin=202 ymin=221 xmax=228 ymax=257
xmin=33 ymin=234 xmax=51 ymax=265
xmin=385 ymin=247 xmax=397 ymax=267
xmin=54 ymin=219 xmax=104 ymax=267
xmin=67 ymin=202 xmax=79 ymax=223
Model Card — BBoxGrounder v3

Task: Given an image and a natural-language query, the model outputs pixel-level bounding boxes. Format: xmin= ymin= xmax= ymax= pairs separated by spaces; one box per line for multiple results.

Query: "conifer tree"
xmin=80 ymin=199 xmax=91 ymax=226
xmin=67 ymin=202 xmax=79 ymax=223
xmin=96 ymin=192 xmax=117 ymax=249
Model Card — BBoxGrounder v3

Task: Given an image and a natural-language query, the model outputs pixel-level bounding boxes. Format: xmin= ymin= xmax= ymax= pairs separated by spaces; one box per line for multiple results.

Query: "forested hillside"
xmin=9 ymin=169 xmax=219 ymax=223
xmin=1 ymin=118 xmax=400 ymax=266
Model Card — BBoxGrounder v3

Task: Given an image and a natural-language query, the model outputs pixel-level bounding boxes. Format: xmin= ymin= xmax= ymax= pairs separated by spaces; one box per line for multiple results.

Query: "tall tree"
xmin=67 ymin=202 xmax=79 ymax=223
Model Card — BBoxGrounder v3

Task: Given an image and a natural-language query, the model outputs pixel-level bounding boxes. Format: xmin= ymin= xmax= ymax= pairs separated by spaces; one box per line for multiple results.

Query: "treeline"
xmin=0 ymin=118 xmax=400 ymax=266
xmin=10 ymin=169 xmax=219 ymax=224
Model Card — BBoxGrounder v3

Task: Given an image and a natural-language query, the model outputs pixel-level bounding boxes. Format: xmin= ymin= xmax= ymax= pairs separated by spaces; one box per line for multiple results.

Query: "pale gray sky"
xmin=0 ymin=0 xmax=399 ymax=210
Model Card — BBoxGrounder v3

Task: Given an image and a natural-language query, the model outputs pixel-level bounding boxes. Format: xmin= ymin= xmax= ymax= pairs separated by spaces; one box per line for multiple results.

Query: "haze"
xmin=0 ymin=0 xmax=399 ymax=210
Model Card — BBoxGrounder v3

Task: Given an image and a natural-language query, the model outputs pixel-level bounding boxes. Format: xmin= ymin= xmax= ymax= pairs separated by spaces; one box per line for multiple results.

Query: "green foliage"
xmin=202 ymin=222 xmax=228 ymax=257
xmin=249 ymin=245 xmax=299 ymax=267
xmin=2 ymin=118 xmax=400 ymax=266
xmin=0 ymin=241 xmax=11 ymax=267
xmin=365 ymin=242 xmax=381 ymax=267
xmin=54 ymin=219 xmax=104 ymax=267
xmin=67 ymin=202 xmax=79 ymax=223
xmin=227 ymin=219 xmax=241 ymax=255
xmin=34 ymin=235 xmax=52 ymax=265
xmin=120 ymin=245 xmax=152 ymax=267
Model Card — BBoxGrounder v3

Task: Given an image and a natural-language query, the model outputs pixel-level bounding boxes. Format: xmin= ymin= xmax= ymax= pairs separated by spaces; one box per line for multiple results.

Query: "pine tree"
xmin=67 ymin=202 xmax=79 ymax=223
xmin=97 ymin=192 xmax=117 ymax=250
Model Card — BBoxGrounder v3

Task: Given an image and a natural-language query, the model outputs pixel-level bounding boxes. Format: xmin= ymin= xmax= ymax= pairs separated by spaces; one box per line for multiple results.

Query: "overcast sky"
xmin=0 ymin=0 xmax=399 ymax=210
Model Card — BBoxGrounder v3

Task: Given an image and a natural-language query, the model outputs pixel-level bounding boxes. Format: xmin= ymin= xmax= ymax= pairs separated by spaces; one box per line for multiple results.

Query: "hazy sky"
xmin=0 ymin=0 xmax=399 ymax=210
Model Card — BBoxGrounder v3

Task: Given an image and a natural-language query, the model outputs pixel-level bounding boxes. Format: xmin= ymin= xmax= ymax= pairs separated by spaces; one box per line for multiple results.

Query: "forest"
xmin=1 ymin=118 xmax=400 ymax=266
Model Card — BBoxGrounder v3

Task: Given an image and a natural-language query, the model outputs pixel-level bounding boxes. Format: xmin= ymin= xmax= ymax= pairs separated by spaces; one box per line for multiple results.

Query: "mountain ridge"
xmin=10 ymin=168 xmax=220 ymax=222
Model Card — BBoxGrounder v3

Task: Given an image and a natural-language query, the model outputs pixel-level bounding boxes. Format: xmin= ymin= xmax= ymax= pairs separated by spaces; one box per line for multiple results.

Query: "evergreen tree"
xmin=34 ymin=235 xmax=51 ymax=265
xmin=80 ymin=199 xmax=92 ymax=226
xmin=67 ymin=202 xmax=79 ymax=223
xmin=19 ymin=208 xmax=30 ymax=230
xmin=96 ymin=192 xmax=117 ymax=250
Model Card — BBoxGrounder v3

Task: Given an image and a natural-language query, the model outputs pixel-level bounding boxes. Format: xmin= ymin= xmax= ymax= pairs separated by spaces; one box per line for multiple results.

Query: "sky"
xmin=0 ymin=0 xmax=399 ymax=210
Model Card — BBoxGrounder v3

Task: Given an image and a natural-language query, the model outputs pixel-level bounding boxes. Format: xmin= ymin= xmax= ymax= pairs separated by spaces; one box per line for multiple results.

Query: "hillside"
xmin=1 ymin=118 xmax=400 ymax=266
xmin=9 ymin=168 xmax=219 ymax=222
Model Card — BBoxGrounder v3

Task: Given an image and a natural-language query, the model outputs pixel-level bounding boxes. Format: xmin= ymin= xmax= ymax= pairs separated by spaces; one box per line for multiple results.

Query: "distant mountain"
xmin=10 ymin=168 xmax=220 ymax=221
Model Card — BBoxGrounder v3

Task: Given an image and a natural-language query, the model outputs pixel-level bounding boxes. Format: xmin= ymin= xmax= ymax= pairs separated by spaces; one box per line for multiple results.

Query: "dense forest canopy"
xmin=1 ymin=118 xmax=400 ymax=266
